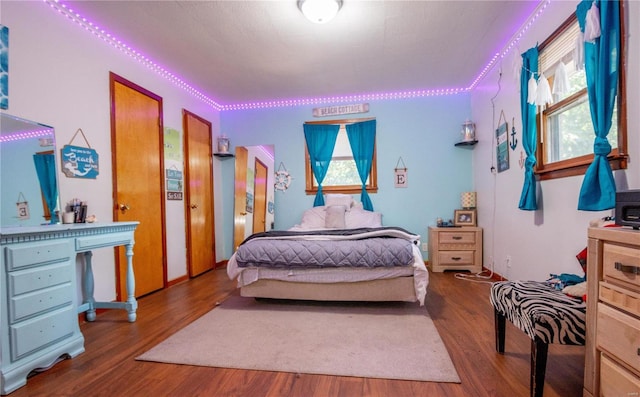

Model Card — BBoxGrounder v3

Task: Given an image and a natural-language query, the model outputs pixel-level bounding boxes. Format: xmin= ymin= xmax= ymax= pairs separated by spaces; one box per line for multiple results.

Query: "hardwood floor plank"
xmin=8 ymin=269 xmax=584 ymax=396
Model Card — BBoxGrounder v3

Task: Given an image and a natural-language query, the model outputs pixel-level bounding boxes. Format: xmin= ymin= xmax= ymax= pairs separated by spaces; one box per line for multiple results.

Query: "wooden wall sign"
xmin=61 ymin=129 xmax=99 ymax=179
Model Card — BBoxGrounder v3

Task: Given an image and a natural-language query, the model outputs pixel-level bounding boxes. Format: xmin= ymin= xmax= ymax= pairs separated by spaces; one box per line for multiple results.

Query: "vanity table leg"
xmin=83 ymin=251 xmax=96 ymax=322
xmin=125 ymin=242 xmax=137 ymax=322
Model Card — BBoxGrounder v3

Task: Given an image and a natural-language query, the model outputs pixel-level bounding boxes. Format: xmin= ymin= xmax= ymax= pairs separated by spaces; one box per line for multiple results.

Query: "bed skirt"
xmin=239 ymin=276 xmax=417 ymax=303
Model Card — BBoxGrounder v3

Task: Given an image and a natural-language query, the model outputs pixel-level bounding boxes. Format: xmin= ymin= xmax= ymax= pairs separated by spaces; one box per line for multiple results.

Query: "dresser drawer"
xmin=9 ymin=283 xmax=74 ymax=323
xmin=9 ymin=262 xmax=73 ymax=296
xmin=4 ymin=241 xmax=72 ymax=271
xmin=600 ymin=354 xmax=640 ymax=396
xmin=438 ymin=231 xmax=476 ymax=245
xmin=437 ymin=251 xmax=475 ymax=266
xmin=603 ymin=242 xmax=640 ymax=293
xmin=10 ymin=305 xmax=77 ymax=362
xmin=597 ymin=303 xmax=640 ymax=373
xmin=600 ymin=281 xmax=640 ymax=317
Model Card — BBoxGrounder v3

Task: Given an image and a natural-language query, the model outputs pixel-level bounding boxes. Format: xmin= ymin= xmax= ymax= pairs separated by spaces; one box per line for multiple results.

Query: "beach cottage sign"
xmin=312 ymin=103 xmax=369 ymax=117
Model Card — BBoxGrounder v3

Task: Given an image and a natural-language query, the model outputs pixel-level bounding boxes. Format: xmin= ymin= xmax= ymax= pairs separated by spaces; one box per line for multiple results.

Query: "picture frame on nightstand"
xmin=454 ymin=209 xmax=476 ymax=226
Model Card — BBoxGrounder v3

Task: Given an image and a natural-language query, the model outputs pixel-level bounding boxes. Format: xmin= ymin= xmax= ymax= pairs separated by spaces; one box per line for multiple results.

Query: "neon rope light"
xmin=44 ymin=0 xmax=550 ymax=111
xmin=0 ymin=129 xmax=54 ymax=143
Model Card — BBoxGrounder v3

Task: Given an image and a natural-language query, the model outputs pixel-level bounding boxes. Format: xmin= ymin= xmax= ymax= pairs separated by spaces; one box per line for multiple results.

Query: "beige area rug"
xmin=136 ymin=296 xmax=461 ymax=383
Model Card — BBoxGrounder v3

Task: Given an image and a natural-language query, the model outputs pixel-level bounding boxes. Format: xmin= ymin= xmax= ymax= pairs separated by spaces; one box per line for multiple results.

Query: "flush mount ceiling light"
xmin=298 ymin=0 xmax=343 ymax=24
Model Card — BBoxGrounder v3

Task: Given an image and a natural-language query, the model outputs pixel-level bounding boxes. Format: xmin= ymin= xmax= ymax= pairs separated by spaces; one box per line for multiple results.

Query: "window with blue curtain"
xmin=304 ymin=119 xmax=378 ymax=199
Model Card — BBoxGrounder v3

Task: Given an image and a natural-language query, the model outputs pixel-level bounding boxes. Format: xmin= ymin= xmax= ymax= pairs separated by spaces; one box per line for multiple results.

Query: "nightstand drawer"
xmin=599 ymin=282 xmax=640 ymax=317
xmin=10 ymin=283 xmax=74 ymax=323
xmin=438 ymin=231 xmax=476 ymax=245
xmin=10 ymin=305 xmax=77 ymax=361
xmin=597 ymin=303 xmax=640 ymax=373
xmin=603 ymin=242 xmax=640 ymax=293
xmin=600 ymin=354 xmax=640 ymax=396
xmin=438 ymin=251 xmax=475 ymax=266
xmin=9 ymin=262 xmax=73 ymax=296
xmin=4 ymin=241 xmax=72 ymax=270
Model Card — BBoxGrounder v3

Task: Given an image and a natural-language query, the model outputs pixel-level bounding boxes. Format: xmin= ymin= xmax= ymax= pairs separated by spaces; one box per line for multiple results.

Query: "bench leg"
xmin=530 ymin=336 xmax=548 ymax=397
xmin=494 ymin=309 xmax=506 ymax=354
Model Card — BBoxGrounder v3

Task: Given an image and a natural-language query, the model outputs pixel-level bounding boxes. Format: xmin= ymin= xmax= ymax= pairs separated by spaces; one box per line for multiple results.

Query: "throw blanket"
xmin=235 ymin=227 xmax=419 ymax=269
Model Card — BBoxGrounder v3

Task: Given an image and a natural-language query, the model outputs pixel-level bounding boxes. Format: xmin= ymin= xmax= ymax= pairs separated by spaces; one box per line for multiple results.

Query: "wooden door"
xmin=110 ymin=72 xmax=166 ymax=299
xmin=233 ymin=146 xmax=248 ymax=251
xmin=252 ymin=158 xmax=267 ymax=234
xmin=183 ymin=110 xmax=215 ymax=277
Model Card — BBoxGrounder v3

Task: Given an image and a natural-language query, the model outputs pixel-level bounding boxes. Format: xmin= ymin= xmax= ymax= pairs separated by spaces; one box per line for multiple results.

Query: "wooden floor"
xmin=10 ymin=269 xmax=585 ymax=397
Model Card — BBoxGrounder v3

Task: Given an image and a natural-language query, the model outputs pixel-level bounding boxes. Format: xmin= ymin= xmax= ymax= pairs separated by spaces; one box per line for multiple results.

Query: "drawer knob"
xmin=453 ymin=236 xmax=462 ymax=240
xmin=451 ymin=257 xmax=462 ymax=261
xmin=614 ymin=262 xmax=640 ymax=275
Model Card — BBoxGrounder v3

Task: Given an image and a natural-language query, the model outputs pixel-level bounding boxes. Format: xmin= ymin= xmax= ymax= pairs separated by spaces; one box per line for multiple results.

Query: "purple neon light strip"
xmin=0 ymin=129 xmax=54 ymax=143
xmin=44 ymin=0 xmax=550 ymax=111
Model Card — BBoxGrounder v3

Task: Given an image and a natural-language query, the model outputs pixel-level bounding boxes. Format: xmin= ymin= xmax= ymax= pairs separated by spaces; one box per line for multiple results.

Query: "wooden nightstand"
xmin=583 ymin=227 xmax=640 ymax=397
xmin=428 ymin=226 xmax=483 ymax=273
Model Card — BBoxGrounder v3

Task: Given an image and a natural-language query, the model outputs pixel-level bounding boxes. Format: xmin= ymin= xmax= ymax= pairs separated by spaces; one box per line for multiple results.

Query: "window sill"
xmin=535 ymin=153 xmax=628 ymax=181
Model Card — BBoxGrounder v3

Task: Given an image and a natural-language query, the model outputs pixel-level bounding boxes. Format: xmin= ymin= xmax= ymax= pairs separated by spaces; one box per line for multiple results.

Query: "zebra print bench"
xmin=489 ymin=280 xmax=586 ymax=397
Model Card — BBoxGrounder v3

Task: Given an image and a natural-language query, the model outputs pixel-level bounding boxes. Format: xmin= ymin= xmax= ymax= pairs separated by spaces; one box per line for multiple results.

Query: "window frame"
xmin=534 ymin=8 xmax=628 ymax=181
xmin=304 ymin=117 xmax=378 ymax=195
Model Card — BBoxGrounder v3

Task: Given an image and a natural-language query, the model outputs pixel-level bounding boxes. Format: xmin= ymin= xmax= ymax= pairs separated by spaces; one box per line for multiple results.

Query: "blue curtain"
xmin=303 ymin=123 xmax=340 ymax=206
xmin=345 ymin=120 xmax=376 ymax=211
xmin=518 ymin=46 xmax=539 ymax=210
xmin=576 ymin=0 xmax=620 ymax=210
xmin=33 ymin=153 xmax=58 ymax=224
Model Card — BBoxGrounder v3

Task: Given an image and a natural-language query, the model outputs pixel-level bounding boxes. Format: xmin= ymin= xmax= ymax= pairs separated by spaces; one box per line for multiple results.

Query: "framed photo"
xmin=454 ymin=209 xmax=476 ymax=226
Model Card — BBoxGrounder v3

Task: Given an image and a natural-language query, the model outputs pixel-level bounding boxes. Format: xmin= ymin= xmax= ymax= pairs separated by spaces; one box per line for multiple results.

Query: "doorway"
xmin=110 ymin=72 xmax=167 ymax=298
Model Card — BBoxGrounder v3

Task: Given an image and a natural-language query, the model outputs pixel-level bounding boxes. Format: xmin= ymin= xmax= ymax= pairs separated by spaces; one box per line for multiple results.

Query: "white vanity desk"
xmin=0 ymin=221 xmax=139 ymax=395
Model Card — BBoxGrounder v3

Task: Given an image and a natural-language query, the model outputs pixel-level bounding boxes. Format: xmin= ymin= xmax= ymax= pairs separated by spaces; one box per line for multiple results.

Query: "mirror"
xmin=1 ymin=113 xmax=60 ymax=227
xmin=233 ymin=145 xmax=275 ymax=250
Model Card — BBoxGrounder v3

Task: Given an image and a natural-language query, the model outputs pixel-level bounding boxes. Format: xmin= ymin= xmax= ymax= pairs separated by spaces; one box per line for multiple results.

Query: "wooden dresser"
xmin=428 ymin=226 xmax=482 ymax=273
xmin=584 ymin=227 xmax=640 ymax=397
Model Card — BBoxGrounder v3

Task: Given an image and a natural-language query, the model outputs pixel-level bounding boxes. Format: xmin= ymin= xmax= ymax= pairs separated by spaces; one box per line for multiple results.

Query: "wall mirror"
xmin=233 ymin=144 xmax=275 ymax=250
xmin=1 ymin=113 xmax=61 ymax=227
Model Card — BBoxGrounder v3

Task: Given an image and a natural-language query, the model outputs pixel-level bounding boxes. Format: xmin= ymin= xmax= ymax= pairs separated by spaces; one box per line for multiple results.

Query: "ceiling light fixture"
xmin=298 ymin=0 xmax=342 ymax=24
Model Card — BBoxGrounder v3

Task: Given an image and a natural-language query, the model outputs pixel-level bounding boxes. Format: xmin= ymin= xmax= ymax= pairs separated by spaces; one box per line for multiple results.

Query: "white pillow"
xmin=325 ymin=194 xmax=353 ymax=210
xmin=298 ymin=206 xmax=327 ymax=229
xmin=345 ymin=207 xmax=382 ymax=228
xmin=325 ymin=205 xmax=347 ymax=228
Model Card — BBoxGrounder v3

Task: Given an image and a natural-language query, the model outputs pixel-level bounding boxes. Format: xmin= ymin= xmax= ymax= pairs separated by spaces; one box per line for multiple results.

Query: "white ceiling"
xmin=63 ymin=0 xmax=541 ymax=107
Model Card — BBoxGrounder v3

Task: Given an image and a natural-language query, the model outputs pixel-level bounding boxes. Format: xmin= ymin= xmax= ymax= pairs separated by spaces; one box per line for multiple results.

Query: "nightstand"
xmin=428 ymin=226 xmax=483 ymax=273
xmin=583 ymin=227 xmax=640 ymax=397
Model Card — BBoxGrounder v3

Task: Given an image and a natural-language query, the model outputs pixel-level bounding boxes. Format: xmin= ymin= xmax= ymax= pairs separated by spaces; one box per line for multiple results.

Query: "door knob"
xmin=240 ymin=212 xmax=247 ymax=216
xmin=117 ymin=203 xmax=130 ymax=213
xmin=190 ymin=204 xmax=198 ymax=209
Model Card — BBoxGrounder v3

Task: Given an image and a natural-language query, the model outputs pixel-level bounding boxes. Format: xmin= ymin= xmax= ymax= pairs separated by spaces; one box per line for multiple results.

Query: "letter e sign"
xmin=394 ymin=168 xmax=408 ymax=188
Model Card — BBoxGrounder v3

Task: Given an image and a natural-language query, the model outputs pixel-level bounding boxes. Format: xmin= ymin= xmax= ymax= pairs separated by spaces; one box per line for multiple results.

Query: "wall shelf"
xmin=214 ymin=153 xmax=234 ymax=158
xmin=454 ymin=140 xmax=478 ymax=148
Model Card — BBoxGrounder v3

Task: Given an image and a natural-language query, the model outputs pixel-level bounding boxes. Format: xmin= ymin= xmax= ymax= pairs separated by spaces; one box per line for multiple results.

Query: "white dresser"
xmin=0 ymin=222 xmax=139 ymax=395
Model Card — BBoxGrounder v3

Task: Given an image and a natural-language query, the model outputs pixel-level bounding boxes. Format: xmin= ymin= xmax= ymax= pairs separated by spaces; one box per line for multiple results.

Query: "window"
xmin=535 ymin=11 xmax=627 ymax=180
xmin=304 ymin=118 xmax=378 ymax=195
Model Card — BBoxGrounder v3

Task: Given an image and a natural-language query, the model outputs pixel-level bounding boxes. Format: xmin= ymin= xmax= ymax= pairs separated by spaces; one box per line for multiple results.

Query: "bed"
xmin=227 ymin=196 xmax=428 ymax=305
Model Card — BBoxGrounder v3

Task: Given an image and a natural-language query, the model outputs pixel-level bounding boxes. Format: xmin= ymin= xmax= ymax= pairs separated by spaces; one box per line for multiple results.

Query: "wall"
xmin=220 ymin=94 xmax=474 ymax=258
xmin=1 ymin=1 xmax=222 ymax=302
xmin=470 ymin=0 xmax=640 ymax=281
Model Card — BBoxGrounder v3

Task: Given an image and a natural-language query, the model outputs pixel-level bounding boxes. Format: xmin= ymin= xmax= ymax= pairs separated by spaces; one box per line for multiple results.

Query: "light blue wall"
xmin=0 ymin=138 xmax=50 ymax=226
xmin=220 ymin=94 xmax=474 ymax=257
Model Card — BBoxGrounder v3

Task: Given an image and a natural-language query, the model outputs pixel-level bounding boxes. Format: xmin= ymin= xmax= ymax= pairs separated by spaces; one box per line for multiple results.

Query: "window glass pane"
xmin=319 ymin=159 xmax=362 ymax=186
xmin=545 ymin=96 xmax=619 ymax=163
xmin=545 ymin=95 xmax=594 ymax=162
xmin=311 ymin=126 xmax=366 ymax=187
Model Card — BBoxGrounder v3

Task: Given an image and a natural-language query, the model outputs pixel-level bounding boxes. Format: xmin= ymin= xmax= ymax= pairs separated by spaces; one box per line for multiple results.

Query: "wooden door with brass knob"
xmin=183 ymin=110 xmax=215 ymax=277
xmin=111 ymin=72 xmax=166 ymax=298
